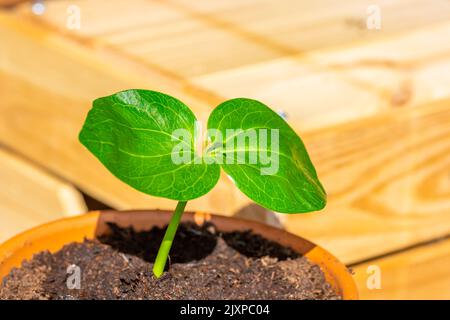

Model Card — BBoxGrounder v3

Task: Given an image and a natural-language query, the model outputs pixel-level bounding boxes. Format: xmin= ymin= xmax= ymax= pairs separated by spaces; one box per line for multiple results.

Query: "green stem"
xmin=153 ymin=201 xmax=188 ymax=278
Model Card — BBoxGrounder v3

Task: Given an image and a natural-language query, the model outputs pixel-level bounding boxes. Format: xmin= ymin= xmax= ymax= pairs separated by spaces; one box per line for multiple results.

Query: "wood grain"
xmin=14 ymin=0 xmax=450 ymax=130
xmin=0 ymin=0 xmax=25 ymax=7
xmin=16 ymin=0 xmax=450 ymax=77
xmin=194 ymin=20 xmax=450 ymax=130
xmin=0 ymin=11 xmax=248 ymax=216
xmin=0 ymin=148 xmax=87 ymax=242
xmin=0 ymin=2 xmax=449 ymax=266
xmin=352 ymin=238 xmax=450 ymax=299
xmin=279 ymin=99 xmax=450 ymax=263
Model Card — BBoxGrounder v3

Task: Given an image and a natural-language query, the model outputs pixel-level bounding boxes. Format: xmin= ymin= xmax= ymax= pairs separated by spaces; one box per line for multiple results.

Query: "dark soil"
xmin=0 ymin=222 xmax=341 ymax=300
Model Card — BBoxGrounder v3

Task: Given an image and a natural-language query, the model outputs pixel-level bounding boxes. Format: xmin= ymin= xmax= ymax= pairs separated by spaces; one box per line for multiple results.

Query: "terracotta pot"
xmin=0 ymin=210 xmax=358 ymax=299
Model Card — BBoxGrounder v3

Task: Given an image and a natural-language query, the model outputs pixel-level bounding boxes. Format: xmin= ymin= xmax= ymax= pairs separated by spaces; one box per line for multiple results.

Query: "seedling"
xmin=79 ymin=89 xmax=326 ymax=278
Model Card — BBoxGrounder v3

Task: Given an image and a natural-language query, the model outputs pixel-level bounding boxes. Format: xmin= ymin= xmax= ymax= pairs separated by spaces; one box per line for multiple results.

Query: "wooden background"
xmin=0 ymin=0 xmax=449 ymax=299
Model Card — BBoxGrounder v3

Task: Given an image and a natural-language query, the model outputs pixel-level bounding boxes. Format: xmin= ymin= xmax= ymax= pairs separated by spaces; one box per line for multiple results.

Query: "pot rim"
xmin=0 ymin=210 xmax=358 ymax=300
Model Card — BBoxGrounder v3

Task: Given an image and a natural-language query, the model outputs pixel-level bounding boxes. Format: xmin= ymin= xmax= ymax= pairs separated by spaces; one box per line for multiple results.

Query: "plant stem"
xmin=152 ymin=200 xmax=188 ymax=278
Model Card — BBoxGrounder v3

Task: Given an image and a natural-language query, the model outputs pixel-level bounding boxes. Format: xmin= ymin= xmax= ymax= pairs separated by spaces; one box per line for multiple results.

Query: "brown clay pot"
xmin=0 ymin=210 xmax=358 ymax=299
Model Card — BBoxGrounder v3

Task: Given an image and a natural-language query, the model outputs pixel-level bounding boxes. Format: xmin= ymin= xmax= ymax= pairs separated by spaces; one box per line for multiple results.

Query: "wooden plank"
xmin=280 ymin=99 xmax=450 ymax=263
xmin=14 ymin=0 xmax=284 ymax=77
xmin=0 ymin=8 xmax=449 ymax=265
xmin=14 ymin=0 xmax=450 ymax=79
xmin=352 ymin=238 xmax=450 ymax=299
xmin=194 ymin=20 xmax=450 ymax=130
xmin=12 ymin=0 xmax=450 ymax=130
xmin=0 ymin=148 xmax=87 ymax=242
xmin=171 ymin=0 xmax=450 ymax=52
xmin=0 ymin=11 xmax=248 ymax=216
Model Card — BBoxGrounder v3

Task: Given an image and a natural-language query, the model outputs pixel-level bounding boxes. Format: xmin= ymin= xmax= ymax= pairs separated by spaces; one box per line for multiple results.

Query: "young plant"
xmin=79 ymin=89 xmax=326 ymax=278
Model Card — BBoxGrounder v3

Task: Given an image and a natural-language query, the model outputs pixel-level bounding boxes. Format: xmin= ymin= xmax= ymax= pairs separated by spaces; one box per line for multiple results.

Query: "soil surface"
xmin=0 ymin=222 xmax=341 ymax=300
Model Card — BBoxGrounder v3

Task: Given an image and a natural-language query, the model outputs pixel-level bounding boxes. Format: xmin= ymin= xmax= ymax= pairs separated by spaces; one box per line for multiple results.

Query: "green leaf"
xmin=207 ymin=98 xmax=326 ymax=213
xmin=80 ymin=90 xmax=326 ymax=213
xmin=79 ymin=89 xmax=220 ymax=200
